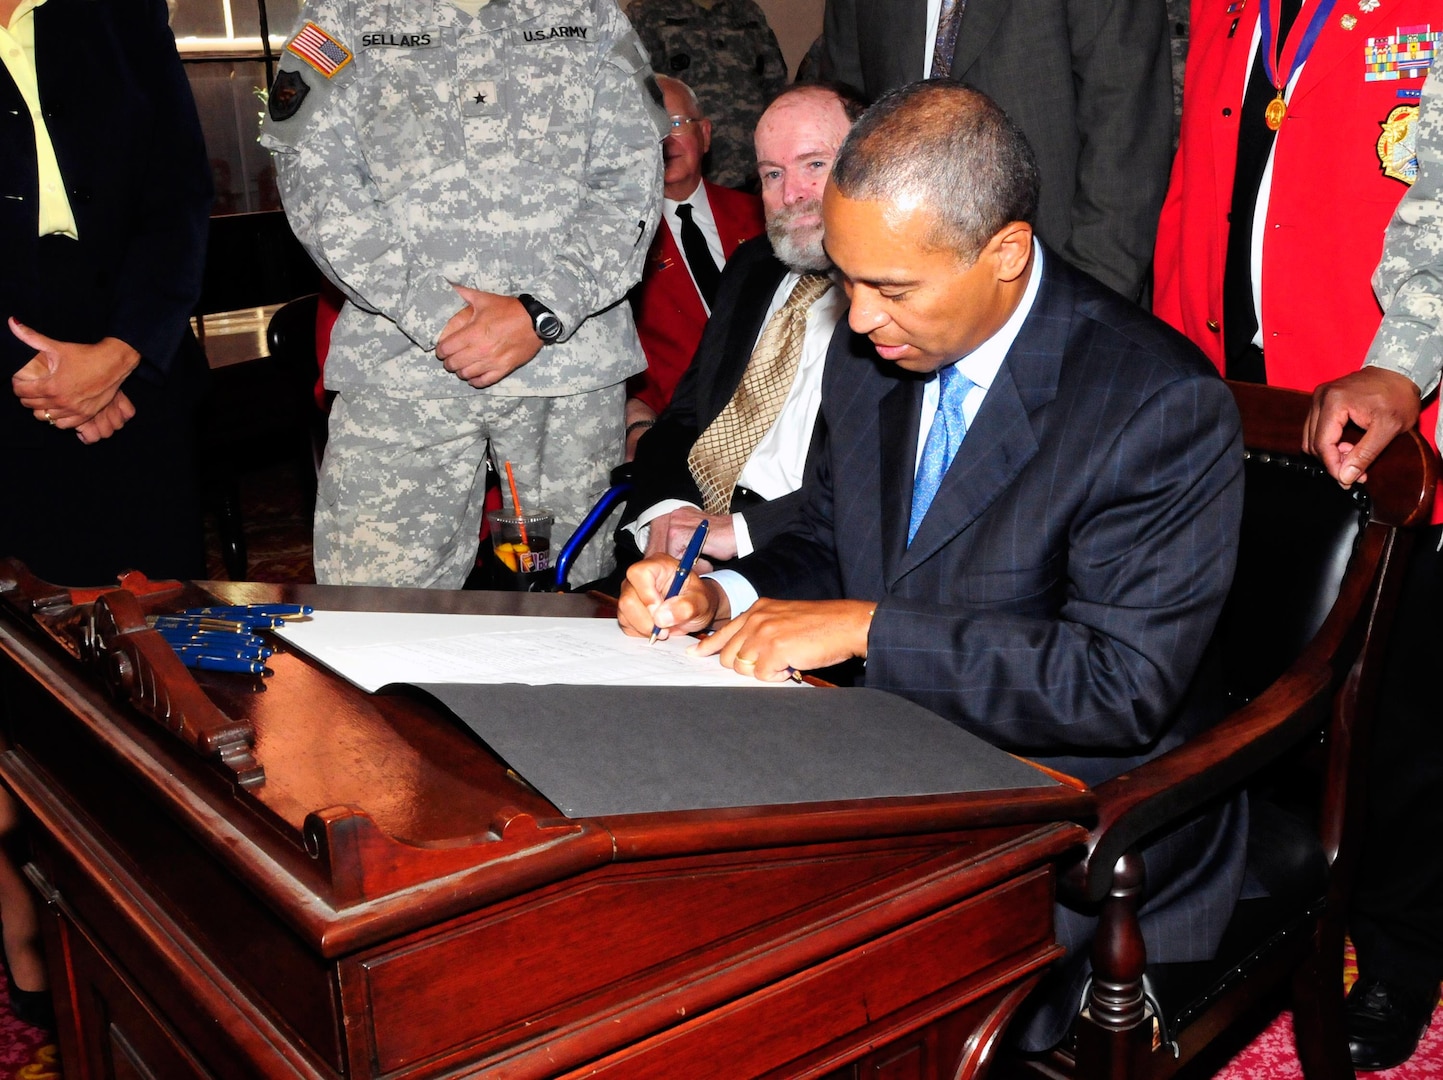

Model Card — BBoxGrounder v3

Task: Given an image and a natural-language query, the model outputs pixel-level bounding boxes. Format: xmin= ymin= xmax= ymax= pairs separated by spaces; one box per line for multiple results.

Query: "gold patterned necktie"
xmin=687 ymin=272 xmax=834 ymax=515
xmin=930 ymin=0 xmax=967 ymax=77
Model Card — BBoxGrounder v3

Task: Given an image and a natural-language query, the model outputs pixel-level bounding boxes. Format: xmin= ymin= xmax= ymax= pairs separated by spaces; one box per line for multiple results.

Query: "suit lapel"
xmin=705 ymin=180 xmax=753 ymax=259
xmin=892 ymin=257 xmax=1071 ymax=585
xmin=651 ymin=220 xmax=684 ymax=278
xmin=1288 ymin=0 xmax=1409 ymax=107
xmin=949 ymin=0 xmax=1009 ymax=78
xmin=879 ymin=375 xmax=924 ymax=585
xmin=705 ymin=248 xmax=789 ymax=422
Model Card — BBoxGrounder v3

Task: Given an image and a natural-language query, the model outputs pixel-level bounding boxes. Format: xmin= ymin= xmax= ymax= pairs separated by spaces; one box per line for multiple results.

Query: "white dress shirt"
xmin=628 ymin=271 xmax=848 ymax=555
xmin=923 ymin=0 xmax=945 ymax=78
xmin=712 ymin=243 xmax=1045 ymax=615
xmin=662 ymin=180 xmax=725 ymax=315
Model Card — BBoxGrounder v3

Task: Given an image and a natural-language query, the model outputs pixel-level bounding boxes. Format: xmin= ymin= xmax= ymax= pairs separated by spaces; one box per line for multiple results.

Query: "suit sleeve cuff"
xmin=704 ymin=569 xmax=758 ymax=617
xmin=731 ymin=512 xmax=754 ymax=558
xmin=622 ymin=499 xmax=696 ymax=550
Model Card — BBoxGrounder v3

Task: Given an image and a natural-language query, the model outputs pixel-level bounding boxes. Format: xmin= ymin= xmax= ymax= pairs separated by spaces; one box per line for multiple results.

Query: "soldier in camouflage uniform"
xmin=624 ymin=0 xmax=787 ymax=191
xmin=1305 ymin=68 xmax=1443 ymax=1074
xmin=260 ymin=0 xmax=664 ymax=589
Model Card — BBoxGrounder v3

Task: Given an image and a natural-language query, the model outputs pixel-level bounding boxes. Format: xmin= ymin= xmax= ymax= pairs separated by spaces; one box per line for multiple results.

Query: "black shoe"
xmin=7 ymin=984 xmax=54 ymax=1031
xmin=1346 ymin=976 xmax=1439 ymax=1071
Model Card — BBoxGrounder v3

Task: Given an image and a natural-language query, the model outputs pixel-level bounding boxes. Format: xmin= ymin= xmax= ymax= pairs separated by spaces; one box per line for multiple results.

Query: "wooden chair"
xmin=1005 ymin=381 xmax=1438 ymax=1080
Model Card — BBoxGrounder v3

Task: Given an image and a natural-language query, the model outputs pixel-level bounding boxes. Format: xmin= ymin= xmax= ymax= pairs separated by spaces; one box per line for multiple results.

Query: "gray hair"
xmin=830 ymin=79 xmax=1039 ymax=263
xmin=655 ymin=75 xmax=703 ymax=118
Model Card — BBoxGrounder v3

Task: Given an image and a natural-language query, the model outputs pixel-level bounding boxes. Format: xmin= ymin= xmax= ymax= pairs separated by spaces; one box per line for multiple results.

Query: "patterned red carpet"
xmin=1213 ymin=947 xmax=1443 ymax=1079
xmin=0 ymin=965 xmax=58 ymax=1080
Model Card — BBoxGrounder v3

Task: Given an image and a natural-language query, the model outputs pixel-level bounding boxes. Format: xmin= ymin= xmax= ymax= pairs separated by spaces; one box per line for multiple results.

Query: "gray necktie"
xmin=930 ymin=0 xmax=967 ymax=77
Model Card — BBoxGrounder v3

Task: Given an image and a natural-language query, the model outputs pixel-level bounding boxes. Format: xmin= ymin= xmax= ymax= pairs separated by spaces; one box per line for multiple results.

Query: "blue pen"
xmin=150 ymin=615 xmax=253 ymax=632
xmin=183 ymin=604 xmax=313 ymax=619
xmin=649 ymin=519 xmax=709 ymax=644
xmin=154 ymin=627 xmax=271 ymax=648
xmin=172 ymin=648 xmax=270 ymax=666
xmin=178 ymin=654 xmax=268 ymax=675
xmin=167 ymin=640 xmax=273 ymax=661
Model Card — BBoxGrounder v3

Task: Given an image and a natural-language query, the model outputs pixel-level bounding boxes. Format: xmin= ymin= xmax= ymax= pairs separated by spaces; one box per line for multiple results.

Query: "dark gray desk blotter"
xmin=409 ymin=683 xmax=1057 ymax=818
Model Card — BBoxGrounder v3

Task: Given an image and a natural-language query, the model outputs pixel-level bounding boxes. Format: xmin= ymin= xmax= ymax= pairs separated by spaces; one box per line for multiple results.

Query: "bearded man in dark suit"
xmin=618 ymin=81 xmax=1247 ymax=1051
xmin=620 ymin=82 xmax=865 ymax=572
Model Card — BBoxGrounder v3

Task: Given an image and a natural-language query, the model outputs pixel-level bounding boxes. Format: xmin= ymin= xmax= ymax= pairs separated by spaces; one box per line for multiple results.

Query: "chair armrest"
xmin=1062 ymin=664 xmax=1332 ymax=907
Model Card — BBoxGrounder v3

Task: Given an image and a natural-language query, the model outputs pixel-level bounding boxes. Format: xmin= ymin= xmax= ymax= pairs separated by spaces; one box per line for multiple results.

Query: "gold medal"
xmin=1265 ymin=93 xmax=1287 ymax=130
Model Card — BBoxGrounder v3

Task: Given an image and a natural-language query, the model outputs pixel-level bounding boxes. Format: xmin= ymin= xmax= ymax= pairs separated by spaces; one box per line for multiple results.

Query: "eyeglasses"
xmin=666 ymin=115 xmax=702 ymax=131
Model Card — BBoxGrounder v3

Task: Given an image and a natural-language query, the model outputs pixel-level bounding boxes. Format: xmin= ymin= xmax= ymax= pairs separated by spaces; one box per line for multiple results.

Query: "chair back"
xmin=1015 ymin=382 xmax=1437 ymax=1080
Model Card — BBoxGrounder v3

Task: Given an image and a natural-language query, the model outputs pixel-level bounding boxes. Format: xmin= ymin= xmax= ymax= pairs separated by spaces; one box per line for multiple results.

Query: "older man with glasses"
xmin=625 ymin=75 xmax=765 ymax=458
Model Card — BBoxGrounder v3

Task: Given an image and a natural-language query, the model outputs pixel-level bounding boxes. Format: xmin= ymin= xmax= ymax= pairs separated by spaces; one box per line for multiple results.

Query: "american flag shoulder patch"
xmin=287 ymin=22 xmax=353 ymax=78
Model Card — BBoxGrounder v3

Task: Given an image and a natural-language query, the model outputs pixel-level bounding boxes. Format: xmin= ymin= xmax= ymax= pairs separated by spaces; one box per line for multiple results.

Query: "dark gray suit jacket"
xmin=737 ymin=253 xmax=1247 ymax=1048
xmin=820 ymin=0 xmax=1172 ymax=300
xmin=622 ymin=235 xmax=819 ymax=555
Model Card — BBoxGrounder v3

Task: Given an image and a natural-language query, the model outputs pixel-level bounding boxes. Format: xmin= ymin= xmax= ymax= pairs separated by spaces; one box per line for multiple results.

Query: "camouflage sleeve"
xmin=623 ymin=0 xmax=666 ymax=71
xmin=751 ymin=2 xmax=788 ymax=97
xmin=525 ymin=5 xmax=664 ymax=341
xmin=258 ymin=3 xmax=463 ymax=350
xmin=1367 ymin=68 xmax=1443 ymax=399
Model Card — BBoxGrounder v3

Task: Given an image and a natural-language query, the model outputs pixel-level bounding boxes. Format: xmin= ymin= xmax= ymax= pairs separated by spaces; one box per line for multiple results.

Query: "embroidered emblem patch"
xmin=1366 ymin=24 xmax=1442 ymax=80
xmin=1378 ymin=103 xmax=1420 ymax=184
xmin=286 ymin=22 xmax=353 ymax=78
xmin=268 ymin=69 xmax=309 ymax=121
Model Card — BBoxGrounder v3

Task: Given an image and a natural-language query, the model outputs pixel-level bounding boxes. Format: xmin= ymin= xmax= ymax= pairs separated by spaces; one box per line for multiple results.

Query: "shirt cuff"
xmin=731 ymin=512 xmax=754 ymax=558
xmin=705 ymin=569 xmax=758 ymax=617
xmin=623 ymin=499 xmax=697 ymax=551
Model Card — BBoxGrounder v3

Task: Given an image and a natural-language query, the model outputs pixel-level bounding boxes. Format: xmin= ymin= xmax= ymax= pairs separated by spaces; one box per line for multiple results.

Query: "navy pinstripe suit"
xmin=737 ymin=252 xmax=1248 ymax=1048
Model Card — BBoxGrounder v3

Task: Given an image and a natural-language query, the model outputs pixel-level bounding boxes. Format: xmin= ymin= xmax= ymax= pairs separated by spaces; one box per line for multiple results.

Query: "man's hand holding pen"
xmin=619 ymin=552 xmax=730 ymax=641
xmin=617 ymin=552 xmax=876 ymax=683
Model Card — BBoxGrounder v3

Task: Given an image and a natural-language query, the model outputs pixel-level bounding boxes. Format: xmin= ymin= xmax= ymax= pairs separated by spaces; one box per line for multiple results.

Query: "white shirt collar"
xmin=950 ymin=241 xmax=1043 ymax=391
xmin=662 ymin=179 xmax=707 ymax=217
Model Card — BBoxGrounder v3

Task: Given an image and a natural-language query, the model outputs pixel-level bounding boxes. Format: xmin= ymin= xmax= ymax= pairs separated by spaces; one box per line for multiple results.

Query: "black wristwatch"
xmin=518 ymin=293 xmax=563 ymax=343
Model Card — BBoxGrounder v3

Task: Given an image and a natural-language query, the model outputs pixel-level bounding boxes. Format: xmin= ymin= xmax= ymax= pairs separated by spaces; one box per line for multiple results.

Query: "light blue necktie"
xmin=908 ymin=364 xmax=974 ymax=545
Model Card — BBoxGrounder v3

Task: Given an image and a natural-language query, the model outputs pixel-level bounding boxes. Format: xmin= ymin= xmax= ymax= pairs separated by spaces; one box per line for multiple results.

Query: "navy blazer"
xmin=0 ymin=0 xmax=211 ymax=443
xmin=737 ymin=254 xmax=1248 ymax=1044
xmin=624 ymin=235 xmax=814 ymax=551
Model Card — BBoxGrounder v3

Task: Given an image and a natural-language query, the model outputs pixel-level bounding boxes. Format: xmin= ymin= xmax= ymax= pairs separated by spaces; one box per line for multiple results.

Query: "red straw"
xmin=504 ymin=461 xmax=530 ymax=547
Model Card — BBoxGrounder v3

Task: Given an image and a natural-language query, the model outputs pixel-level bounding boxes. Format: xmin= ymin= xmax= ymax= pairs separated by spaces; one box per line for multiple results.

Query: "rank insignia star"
xmin=474 ymin=91 xmax=487 ymax=104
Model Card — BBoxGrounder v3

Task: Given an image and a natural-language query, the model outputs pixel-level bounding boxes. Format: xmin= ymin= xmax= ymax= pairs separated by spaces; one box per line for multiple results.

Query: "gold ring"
xmin=736 ymin=656 xmax=757 ymax=667
xmin=43 ymin=410 xmax=53 ymax=425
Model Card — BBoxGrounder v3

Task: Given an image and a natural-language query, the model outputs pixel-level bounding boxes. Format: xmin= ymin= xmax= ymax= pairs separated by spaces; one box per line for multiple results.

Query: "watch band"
xmin=518 ymin=293 xmax=563 ymax=343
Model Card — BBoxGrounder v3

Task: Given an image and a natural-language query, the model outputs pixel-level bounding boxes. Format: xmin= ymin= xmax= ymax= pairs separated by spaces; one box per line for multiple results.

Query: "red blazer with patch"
xmin=1154 ymin=0 xmax=1440 ymax=490
xmin=628 ymin=180 xmax=764 ymax=414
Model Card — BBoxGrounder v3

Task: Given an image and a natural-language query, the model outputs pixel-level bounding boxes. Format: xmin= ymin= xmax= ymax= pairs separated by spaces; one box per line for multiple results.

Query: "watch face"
xmin=536 ymin=312 xmax=563 ymax=341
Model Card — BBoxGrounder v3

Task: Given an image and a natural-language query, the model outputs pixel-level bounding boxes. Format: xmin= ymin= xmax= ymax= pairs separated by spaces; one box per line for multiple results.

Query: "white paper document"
xmin=272 ymin=611 xmax=796 ymax=693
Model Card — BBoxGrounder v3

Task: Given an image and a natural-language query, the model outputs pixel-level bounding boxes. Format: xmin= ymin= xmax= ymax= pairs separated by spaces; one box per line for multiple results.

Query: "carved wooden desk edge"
xmin=0 ymin=558 xmax=264 ymax=788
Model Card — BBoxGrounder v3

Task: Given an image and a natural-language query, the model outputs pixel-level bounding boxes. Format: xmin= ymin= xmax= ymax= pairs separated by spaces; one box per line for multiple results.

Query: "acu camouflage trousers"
xmin=314 ymin=384 xmax=624 ymax=589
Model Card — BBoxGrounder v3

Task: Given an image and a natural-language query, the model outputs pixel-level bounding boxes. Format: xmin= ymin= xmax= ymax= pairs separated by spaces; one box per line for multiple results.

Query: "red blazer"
xmin=628 ymin=180 xmax=764 ymax=414
xmin=1154 ymin=0 xmax=1439 ymax=498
